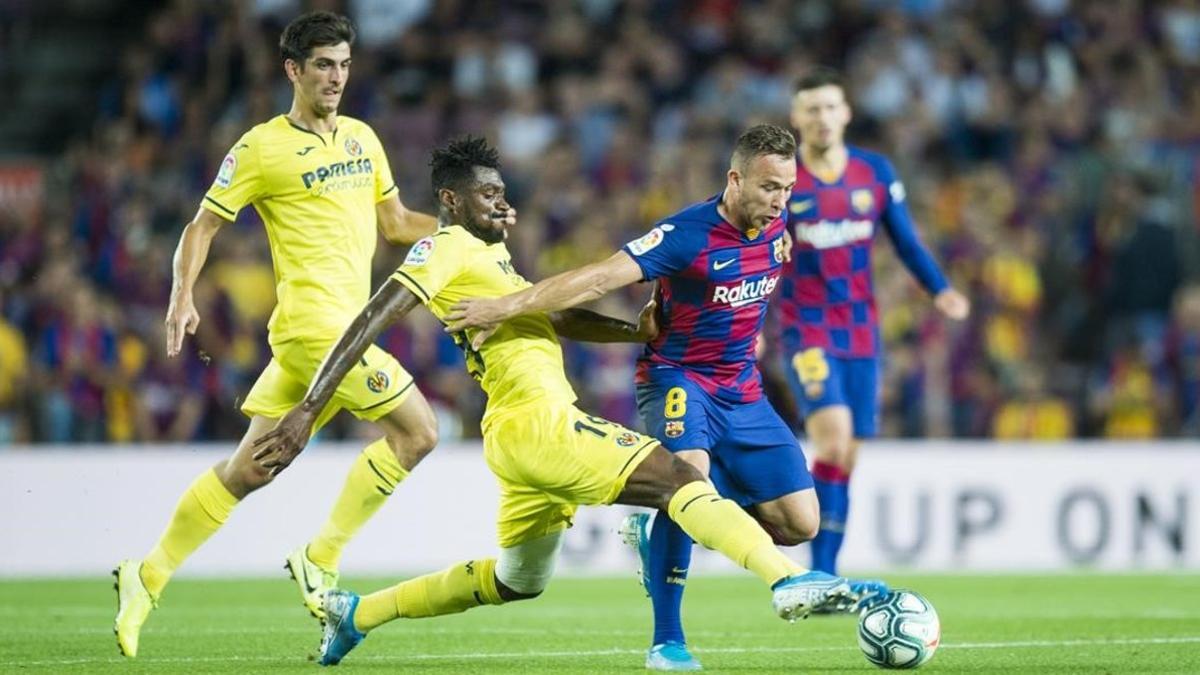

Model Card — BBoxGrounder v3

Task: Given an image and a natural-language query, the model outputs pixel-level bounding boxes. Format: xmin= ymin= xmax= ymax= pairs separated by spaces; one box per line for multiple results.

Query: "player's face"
xmin=791 ymin=84 xmax=851 ymax=152
xmin=288 ymin=43 xmax=351 ymax=116
xmin=730 ymin=154 xmax=796 ymax=231
xmin=458 ymin=167 xmax=511 ymax=244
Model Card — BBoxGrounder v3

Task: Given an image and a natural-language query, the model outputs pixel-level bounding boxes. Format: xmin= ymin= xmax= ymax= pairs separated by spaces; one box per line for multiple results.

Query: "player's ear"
xmin=283 ymin=58 xmax=300 ymax=83
xmin=437 ymin=187 xmax=457 ymax=212
xmin=727 ymin=167 xmax=742 ymax=191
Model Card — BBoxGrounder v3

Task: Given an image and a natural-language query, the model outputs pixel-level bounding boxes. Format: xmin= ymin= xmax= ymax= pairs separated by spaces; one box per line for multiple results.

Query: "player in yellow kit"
xmin=251 ymin=136 xmax=859 ymax=666
xmin=112 ymin=12 xmax=461 ymax=657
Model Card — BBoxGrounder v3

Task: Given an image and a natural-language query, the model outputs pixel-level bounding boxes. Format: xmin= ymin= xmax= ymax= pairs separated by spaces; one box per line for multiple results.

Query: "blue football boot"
xmin=848 ymin=578 xmax=890 ymax=612
xmin=319 ymin=589 xmax=366 ymax=666
xmin=771 ymin=570 xmax=855 ymax=621
xmin=646 ymin=641 xmax=703 ymax=671
xmin=618 ymin=512 xmax=653 ymax=595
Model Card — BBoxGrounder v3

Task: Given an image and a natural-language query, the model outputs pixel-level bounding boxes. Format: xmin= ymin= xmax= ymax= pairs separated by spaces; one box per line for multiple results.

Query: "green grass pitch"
xmin=2 ymin=573 xmax=1198 ymax=672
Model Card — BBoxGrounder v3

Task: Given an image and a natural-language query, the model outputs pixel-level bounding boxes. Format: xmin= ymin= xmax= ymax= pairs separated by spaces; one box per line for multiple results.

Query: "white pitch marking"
xmin=8 ymin=636 xmax=1200 ymax=667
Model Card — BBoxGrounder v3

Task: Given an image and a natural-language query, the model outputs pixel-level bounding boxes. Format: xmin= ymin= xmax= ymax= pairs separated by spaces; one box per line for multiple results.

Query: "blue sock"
xmin=810 ymin=460 xmax=850 ymax=575
xmin=647 ymin=509 xmax=692 ymax=646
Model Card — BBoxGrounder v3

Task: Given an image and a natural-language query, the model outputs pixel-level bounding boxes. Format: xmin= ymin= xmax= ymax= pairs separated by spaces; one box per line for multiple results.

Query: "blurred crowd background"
xmin=1 ymin=0 xmax=1199 ymax=445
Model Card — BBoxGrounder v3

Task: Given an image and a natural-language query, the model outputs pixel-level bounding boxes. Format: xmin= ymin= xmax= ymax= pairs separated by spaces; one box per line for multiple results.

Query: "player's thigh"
xmin=493 ymin=480 xmax=577 ymax=550
xmin=635 ymin=377 xmax=717 ymax=456
xmin=486 ymin=405 xmax=658 ymax=507
xmin=484 ymin=408 xmax=588 ymax=549
xmin=302 ymin=338 xmax=420 ymax=422
xmin=242 ymin=356 xmax=337 ymax=428
xmin=283 ymin=338 xmax=419 ymax=426
xmin=783 ymin=347 xmax=848 ymax=420
xmin=709 ymin=398 xmax=814 ymax=507
xmin=634 ymin=374 xmax=714 ymax=476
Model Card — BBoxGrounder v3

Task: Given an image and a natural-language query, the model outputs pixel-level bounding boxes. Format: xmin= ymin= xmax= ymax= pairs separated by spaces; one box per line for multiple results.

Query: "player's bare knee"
xmin=239 ymin=463 xmax=274 ymax=493
xmin=217 ymin=460 xmax=269 ymax=498
xmin=649 ymin=456 xmax=705 ymax=511
xmin=385 ymin=419 xmax=438 ymax=467
xmin=669 ymin=455 xmax=705 ymax=487
xmin=411 ymin=416 xmax=439 ymax=456
xmin=779 ymin=519 xmax=819 ymax=545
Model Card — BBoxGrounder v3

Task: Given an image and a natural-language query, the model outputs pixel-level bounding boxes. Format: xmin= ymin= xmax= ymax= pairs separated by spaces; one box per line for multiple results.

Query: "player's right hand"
xmin=165 ymin=293 xmax=201 ymax=358
xmin=252 ymin=407 xmax=316 ymax=477
xmin=934 ymin=287 xmax=970 ymax=321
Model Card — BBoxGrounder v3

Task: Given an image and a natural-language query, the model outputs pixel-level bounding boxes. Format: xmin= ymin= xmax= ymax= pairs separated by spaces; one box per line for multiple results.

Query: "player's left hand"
xmin=781 ymin=228 xmax=794 ymax=263
xmin=934 ymin=288 xmax=971 ymax=321
xmin=634 ymin=284 xmax=660 ymax=342
xmin=444 ymin=297 xmax=513 ymax=347
xmin=251 ymin=408 xmax=317 ymax=476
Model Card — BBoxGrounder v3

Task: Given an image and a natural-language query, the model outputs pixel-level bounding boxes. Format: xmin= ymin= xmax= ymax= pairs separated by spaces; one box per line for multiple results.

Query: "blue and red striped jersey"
xmin=621 ymin=194 xmax=788 ymax=403
xmin=779 ymin=146 xmax=948 ymax=358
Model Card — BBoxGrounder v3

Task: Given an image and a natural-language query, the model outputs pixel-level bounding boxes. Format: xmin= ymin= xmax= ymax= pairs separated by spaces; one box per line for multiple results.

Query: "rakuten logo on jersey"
xmin=712 ymin=276 xmax=779 ymax=308
xmin=795 ymin=219 xmax=874 ymax=249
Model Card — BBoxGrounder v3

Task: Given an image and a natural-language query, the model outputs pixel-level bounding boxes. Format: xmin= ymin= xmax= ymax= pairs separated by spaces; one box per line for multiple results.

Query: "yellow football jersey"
xmin=389 ymin=225 xmax=577 ymax=421
xmin=201 ymin=115 xmax=396 ymax=343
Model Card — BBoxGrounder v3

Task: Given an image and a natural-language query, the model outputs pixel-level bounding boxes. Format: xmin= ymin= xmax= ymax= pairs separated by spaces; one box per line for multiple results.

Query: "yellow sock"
xmin=354 ymin=559 xmax=504 ymax=632
xmin=141 ymin=468 xmax=239 ymax=598
xmin=307 ymin=438 xmax=408 ymax=570
xmin=667 ymin=481 xmax=803 ymax=587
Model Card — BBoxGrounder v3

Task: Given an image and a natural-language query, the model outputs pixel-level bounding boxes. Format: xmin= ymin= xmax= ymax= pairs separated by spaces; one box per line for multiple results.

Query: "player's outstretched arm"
xmin=550 ymin=290 xmax=659 ymax=344
xmin=165 ymin=208 xmax=226 ymax=358
xmin=444 ymin=251 xmax=644 ymax=337
xmin=252 ymin=279 xmax=422 ymax=475
xmin=879 ymin=169 xmax=969 ymax=321
xmin=376 ymin=194 xmax=439 ymax=245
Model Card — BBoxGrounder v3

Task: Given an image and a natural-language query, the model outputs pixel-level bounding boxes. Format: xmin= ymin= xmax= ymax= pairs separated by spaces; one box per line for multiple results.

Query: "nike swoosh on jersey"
xmin=790 ymin=199 xmax=814 ymax=213
xmin=296 ymin=146 xmax=316 ymax=156
xmin=713 ymin=258 xmax=735 ymax=270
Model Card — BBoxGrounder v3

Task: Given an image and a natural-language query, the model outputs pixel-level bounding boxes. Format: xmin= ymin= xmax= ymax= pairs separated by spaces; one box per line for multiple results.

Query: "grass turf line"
xmin=2 ymin=574 xmax=1198 ymax=672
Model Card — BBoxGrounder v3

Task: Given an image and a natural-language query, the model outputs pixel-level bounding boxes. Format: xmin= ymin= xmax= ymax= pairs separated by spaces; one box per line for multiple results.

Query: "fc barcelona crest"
xmin=773 ymin=237 xmax=787 ymax=263
xmin=851 ymin=188 xmax=874 ymax=214
xmin=664 ymin=421 xmax=685 ymax=438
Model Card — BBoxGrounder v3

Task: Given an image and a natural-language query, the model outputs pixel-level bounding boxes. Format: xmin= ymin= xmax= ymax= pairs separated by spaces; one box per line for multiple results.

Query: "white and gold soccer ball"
xmin=857 ymin=590 xmax=941 ymax=669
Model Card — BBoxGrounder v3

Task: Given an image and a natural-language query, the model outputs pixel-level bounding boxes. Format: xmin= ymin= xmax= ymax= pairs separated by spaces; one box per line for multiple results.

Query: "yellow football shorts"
xmin=484 ymin=404 xmax=659 ymax=548
xmin=241 ymin=335 xmax=414 ymax=431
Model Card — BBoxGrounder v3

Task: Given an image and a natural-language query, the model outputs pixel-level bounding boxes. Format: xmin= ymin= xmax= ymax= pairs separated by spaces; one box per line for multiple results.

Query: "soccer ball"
xmin=857 ymin=590 xmax=941 ymax=669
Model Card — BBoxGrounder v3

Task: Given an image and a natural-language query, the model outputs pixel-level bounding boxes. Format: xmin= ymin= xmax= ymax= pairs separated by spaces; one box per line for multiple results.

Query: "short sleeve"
xmin=366 ymin=127 xmax=398 ymax=203
xmin=201 ymin=133 xmax=264 ymax=221
xmin=389 ymin=234 xmax=462 ymax=304
xmin=620 ymin=222 xmax=698 ymax=281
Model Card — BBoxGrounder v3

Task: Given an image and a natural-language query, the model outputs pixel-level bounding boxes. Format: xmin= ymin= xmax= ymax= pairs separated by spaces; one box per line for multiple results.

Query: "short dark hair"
xmin=795 ymin=66 xmax=844 ymax=93
xmin=731 ymin=124 xmax=796 ymax=170
xmin=279 ymin=11 xmax=356 ymax=64
xmin=430 ymin=135 xmax=502 ymax=194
